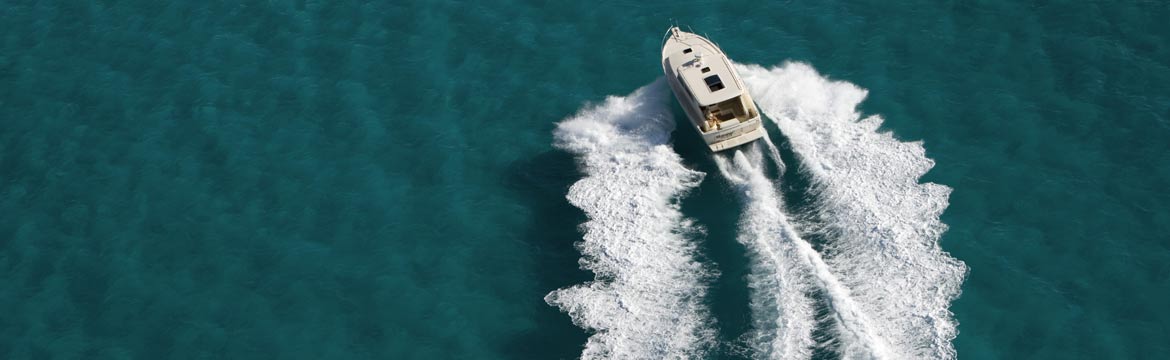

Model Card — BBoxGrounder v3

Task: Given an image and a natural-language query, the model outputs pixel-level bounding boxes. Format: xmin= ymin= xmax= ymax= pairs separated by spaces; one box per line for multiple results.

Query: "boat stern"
xmin=706 ymin=117 xmax=766 ymax=152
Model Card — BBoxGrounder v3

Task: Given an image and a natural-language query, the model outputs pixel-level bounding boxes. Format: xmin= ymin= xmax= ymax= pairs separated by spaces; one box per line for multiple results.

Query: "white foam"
xmin=738 ymin=62 xmax=969 ymax=359
xmin=715 ymin=141 xmax=893 ymax=360
xmin=544 ymin=79 xmax=717 ymax=359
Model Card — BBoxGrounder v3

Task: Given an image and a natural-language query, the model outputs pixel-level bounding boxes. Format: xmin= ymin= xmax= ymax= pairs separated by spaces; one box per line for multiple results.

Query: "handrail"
xmin=662 ymin=26 xmax=679 ymax=48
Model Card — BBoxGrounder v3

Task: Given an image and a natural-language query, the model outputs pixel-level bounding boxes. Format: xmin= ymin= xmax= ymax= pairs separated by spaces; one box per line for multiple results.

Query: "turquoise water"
xmin=2 ymin=1 xmax=1169 ymax=359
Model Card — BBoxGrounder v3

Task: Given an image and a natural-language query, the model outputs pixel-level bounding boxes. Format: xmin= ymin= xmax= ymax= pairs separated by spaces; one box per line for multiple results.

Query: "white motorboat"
xmin=661 ymin=27 xmax=766 ymax=152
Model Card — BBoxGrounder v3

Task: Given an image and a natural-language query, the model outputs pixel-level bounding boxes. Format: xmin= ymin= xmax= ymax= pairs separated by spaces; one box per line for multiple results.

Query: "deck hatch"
xmin=703 ymin=75 xmax=725 ymax=92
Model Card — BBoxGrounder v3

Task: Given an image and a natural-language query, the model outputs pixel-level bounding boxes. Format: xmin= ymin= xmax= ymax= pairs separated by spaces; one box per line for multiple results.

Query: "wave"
xmin=714 ymin=141 xmax=893 ymax=360
xmin=738 ymin=62 xmax=968 ymax=359
xmin=544 ymin=79 xmax=717 ymax=359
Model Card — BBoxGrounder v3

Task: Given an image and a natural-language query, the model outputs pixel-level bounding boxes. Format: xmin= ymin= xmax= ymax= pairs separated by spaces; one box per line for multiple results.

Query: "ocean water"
xmin=2 ymin=1 xmax=1169 ymax=359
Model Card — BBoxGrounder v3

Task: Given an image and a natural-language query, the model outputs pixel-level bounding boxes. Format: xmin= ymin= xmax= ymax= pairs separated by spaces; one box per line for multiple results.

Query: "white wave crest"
xmin=544 ymin=79 xmax=717 ymax=359
xmin=715 ymin=141 xmax=893 ymax=360
xmin=738 ymin=62 xmax=969 ymax=359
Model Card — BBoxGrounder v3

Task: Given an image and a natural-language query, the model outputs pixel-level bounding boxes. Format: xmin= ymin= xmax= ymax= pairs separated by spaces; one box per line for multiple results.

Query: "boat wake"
xmin=544 ymin=79 xmax=717 ymax=359
xmin=714 ymin=141 xmax=893 ymax=360
xmin=547 ymin=63 xmax=966 ymax=360
xmin=737 ymin=62 xmax=969 ymax=359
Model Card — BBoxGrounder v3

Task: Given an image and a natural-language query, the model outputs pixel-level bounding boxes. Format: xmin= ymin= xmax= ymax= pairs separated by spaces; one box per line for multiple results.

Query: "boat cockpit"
xmin=700 ymin=96 xmax=758 ymax=132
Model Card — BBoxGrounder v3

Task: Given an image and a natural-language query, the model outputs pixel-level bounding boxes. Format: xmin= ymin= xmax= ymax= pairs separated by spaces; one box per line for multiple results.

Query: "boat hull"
xmin=661 ymin=28 xmax=765 ymax=152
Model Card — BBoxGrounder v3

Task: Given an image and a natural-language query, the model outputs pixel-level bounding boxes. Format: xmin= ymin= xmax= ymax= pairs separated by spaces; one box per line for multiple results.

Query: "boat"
xmin=661 ymin=26 xmax=766 ymax=152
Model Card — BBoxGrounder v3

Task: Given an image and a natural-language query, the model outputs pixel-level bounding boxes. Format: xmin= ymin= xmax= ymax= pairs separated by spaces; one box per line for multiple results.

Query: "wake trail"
xmin=739 ymin=62 xmax=969 ymax=359
xmin=715 ymin=141 xmax=893 ymax=360
xmin=544 ymin=79 xmax=717 ymax=359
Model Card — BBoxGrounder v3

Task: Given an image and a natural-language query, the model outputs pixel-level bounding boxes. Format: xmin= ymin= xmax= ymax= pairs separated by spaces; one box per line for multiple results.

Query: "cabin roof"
xmin=662 ymin=30 xmax=745 ymax=106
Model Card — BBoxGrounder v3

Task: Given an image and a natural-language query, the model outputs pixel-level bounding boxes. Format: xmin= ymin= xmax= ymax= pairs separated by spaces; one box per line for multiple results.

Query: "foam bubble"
xmin=715 ymin=141 xmax=893 ymax=360
xmin=739 ymin=62 xmax=969 ymax=359
xmin=544 ymin=79 xmax=717 ymax=359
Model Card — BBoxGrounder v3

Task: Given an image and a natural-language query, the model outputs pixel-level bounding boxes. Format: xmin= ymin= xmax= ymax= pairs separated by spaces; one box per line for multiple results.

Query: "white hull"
xmin=661 ymin=27 xmax=765 ymax=152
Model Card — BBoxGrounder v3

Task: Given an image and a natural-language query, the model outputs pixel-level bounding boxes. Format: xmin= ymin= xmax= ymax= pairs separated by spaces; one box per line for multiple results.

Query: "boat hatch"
xmin=703 ymin=75 xmax=725 ymax=92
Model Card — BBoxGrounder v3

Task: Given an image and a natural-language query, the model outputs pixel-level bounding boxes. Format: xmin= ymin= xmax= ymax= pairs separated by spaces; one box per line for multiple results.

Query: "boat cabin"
xmin=669 ymin=48 xmax=759 ymax=132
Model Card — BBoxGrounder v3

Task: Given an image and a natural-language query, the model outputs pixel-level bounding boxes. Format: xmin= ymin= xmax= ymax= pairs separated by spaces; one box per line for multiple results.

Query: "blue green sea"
xmin=2 ymin=1 xmax=1169 ymax=359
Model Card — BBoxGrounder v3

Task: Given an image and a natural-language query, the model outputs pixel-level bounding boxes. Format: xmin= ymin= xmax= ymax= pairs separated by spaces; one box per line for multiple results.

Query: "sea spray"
xmin=715 ymin=142 xmax=893 ymax=360
xmin=712 ymin=144 xmax=815 ymax=359
xmin=739 ymin=62 xmax=968 ymax=359
xmin=544 ymin=79 xmax=717 ymax=359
